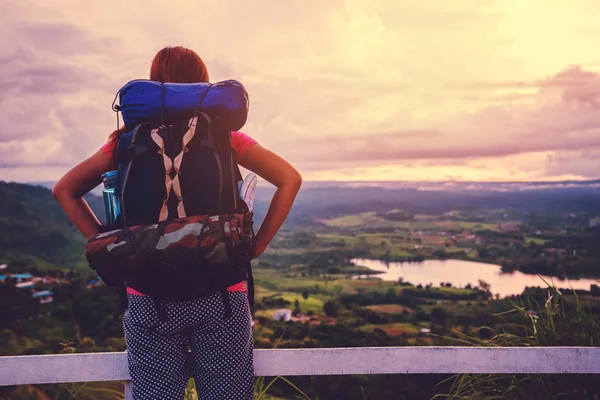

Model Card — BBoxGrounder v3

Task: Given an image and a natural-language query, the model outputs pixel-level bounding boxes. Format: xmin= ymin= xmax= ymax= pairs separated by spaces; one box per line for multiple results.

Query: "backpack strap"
xmin=117 ymin=124 xmax=143 ymax=227
xmin=116 ymin=124 xmax=147 ymax=165
xmin=112 ymin=283 xmax=128 ymax=322
xmin=247 ymin=264 xmax=255 ymax=312
xmin=221 ymin=289 xmax=232 ymax=319
xmin=150 ymin=118 xmax=197 ymax=222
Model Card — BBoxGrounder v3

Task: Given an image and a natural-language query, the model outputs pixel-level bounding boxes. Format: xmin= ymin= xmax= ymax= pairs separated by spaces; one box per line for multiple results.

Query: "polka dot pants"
xmin=123 ymin=291 xmax=254 ymax=400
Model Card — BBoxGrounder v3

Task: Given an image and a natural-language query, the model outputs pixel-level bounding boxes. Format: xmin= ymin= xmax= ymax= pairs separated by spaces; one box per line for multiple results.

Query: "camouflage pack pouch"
xmin=85 ymin=212 xmax=255 ymax=301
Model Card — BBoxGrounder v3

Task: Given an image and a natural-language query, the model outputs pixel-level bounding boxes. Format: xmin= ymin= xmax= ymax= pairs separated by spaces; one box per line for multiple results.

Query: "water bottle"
xmin=102 ymin=170 xmax=122 ymax=225
xmin=238 ymin=173 xmax=257 ymax=212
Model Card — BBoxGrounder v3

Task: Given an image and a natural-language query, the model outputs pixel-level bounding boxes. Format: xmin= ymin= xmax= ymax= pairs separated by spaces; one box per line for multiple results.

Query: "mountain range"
xmin=1 ymin=179 xmax=599 ymax=271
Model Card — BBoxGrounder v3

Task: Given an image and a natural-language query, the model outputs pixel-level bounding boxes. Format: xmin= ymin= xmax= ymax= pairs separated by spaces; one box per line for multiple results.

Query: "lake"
xmin=351 ymin=258 xmax=600 ymax=297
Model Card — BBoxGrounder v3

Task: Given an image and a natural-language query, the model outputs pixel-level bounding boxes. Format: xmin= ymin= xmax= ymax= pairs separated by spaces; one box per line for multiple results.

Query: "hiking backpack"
xmin=85 ymin=80 xmax=255 ymax=318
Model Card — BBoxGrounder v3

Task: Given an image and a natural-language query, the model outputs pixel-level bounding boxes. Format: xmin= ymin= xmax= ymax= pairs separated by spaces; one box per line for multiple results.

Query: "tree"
xmin=323 ymin=300 xmax=339 ymax=317
xmin=302 ymin=289 xmax=309 ymax=300
xmin=477 ymin=248 xmax=491 ymax=258
xmin=478 ymin=279 xmax=491 ymax=293
xmin=293 ymin=299 xmax=301 ymax=316
xmin=431 ymin=306 xmax=447 ymax=323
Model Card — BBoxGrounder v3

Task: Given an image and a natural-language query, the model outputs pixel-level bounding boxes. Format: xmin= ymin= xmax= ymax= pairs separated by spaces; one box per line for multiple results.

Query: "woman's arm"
xmin=238 ymin=144 xmax=302 ymax=258
xmin=52 ymin=149 xmax=112 ymax=238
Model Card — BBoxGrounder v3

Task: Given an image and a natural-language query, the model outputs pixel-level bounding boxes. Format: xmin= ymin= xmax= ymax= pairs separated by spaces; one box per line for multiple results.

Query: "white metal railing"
xmin=1 ymin=347 xmax=599 ymax=399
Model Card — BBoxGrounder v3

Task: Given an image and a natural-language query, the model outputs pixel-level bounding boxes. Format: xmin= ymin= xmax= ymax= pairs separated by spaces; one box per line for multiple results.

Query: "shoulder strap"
xmin=117 ymin=124 xmax=144 ymax=227
xmin=117 ymin=124 xmax=151 ymax=165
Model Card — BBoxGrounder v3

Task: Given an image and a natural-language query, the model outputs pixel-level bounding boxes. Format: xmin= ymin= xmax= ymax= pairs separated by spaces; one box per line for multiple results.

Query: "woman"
xmin=52 ymin=46 xmax=302 ymax=400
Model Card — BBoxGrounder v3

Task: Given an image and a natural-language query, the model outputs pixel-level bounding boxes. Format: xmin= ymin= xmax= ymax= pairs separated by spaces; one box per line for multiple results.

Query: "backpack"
xmin=85 ymin=80 xmax=255 ymax=320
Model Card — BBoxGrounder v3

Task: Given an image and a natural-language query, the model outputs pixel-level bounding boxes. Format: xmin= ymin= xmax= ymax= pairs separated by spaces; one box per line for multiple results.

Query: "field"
xmin=358 ymin=322 xmax=421 ymax=336
xmin=318 ymin=213 xmax=503 ymax=232
xmin=364 ymin=304 xmax=415 ymax=314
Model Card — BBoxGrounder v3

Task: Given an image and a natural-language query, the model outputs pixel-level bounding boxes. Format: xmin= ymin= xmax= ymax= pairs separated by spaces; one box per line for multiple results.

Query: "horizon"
xmin=2 ymin=1 xmax=600 ymax=182
xmin=13 ymin=177 xmax=600 ymax=194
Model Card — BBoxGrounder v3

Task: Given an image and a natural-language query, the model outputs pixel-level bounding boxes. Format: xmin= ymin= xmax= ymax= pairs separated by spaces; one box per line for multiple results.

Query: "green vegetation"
xmin=1 ymin=182 xmax=600 ymax=399
xmin=0 ymin=182 xmax=104 ymax=271
xmin=358 ymin=322 xmax=420 ymax=336
xmin=319 ymin=212 xmax=391 ymax=228
xmin=435 ymin=284 xmax=600 ymax=399
xmin=524 ymin=235 xmax=548 ymax=246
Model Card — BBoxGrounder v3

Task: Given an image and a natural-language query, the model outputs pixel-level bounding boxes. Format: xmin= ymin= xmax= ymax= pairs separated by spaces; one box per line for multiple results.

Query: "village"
xmin=0 ymin=263 xmax=102 ymax=305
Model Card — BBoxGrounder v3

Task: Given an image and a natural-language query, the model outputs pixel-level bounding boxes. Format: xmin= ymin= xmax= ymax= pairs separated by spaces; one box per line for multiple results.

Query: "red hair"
xmin=107 ymin=46 xmax=209 ymax=149
xmin=150 ymin=46 xmax=209 ymax=83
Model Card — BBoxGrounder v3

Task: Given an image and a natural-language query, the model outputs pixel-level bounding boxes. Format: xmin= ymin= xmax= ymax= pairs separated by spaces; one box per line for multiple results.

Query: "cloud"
xmin=545 ymin=150 xmax=600 ymax=178
xmin=281 ymin=66 xmax=600 ymax=176
xmin=1 ymin=0 xmax=600 ymax=182
xmin=0 ymin=47 xmax=113 ymax=97
xmin=11 ymin=21 xmax=122 ymax=57
xmin=0 ymin=2 xmax=133 ymax=170
xmin=0 ymin=138 xmax=69 ymax=168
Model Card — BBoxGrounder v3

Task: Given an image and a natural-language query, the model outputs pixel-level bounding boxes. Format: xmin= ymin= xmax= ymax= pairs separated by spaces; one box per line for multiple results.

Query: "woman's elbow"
xmin=51 ymin=183 xmax=71 ymax=202
xmin=289 ymin=170 xmax=302 ymax=191
xmin=277 ymin=169 xmax=302 ymax=192
xmin=51 ymin=184 xmax=62 ymax=200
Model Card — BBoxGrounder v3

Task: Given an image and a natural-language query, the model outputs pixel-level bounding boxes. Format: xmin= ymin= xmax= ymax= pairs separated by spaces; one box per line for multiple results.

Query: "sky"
xmin=1 ymin=0 xmax=600 ymax=183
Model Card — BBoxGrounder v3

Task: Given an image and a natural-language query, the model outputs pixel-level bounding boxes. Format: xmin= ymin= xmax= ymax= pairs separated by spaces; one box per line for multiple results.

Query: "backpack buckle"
xmin=158 ymin=124 xmax=173 ymax=141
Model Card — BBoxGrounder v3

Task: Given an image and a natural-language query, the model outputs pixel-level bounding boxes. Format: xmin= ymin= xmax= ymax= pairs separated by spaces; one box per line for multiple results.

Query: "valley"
xmin=1 ymin=181 xmax=600 ymax=399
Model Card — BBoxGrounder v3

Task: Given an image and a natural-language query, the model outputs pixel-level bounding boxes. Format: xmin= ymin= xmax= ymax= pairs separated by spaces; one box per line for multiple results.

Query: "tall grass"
xmin=180 ymin=329 xmax=311 ymax=400
xmin=433 ymin=280 xmax=600 ymax=400
xmin=179 ymin=368 xmax=311 ymax=400
xmin=251 ymin=330 xmax=311 ymax=400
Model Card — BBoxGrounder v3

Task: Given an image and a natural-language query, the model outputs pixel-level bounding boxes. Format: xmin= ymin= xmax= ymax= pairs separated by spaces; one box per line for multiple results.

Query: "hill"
xmin=27 ymin=179 xmax=600 ymax=224
xmin=253 ymin=183 xmax=600 ymax=224
xmin=0 ymin=182 xmax=104 ymax=271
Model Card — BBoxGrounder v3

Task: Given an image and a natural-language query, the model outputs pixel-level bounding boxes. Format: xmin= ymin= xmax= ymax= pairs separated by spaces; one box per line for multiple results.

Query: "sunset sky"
xmin=2 ymin=0 xmax=600 ymax=183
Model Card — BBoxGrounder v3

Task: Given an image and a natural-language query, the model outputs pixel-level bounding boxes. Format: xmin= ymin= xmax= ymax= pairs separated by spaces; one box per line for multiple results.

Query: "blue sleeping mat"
xmin=116 ymin=79 xmax=249 ymax=131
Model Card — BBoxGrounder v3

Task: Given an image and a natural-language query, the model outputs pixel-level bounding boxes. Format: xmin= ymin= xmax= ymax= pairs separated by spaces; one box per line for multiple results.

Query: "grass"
xmin=435 ymin=286 xmax=476 ymax=295
xmin=254 ymin=271 xmax=399 ymax=298
xmin=444 ymin=247 xmax=469 ymax=254
xmin=254 ymin=273 xmax=340 ymax=296
xmin=452 ymin=221 xmax=499 ymax=231
xmin=14 ymin=382 xmax=126 ymax=400
xmin=317 ymin=214 xmax=505 ymax=238
xmin=279 ymin=292 xmax=328 ymax=314
xmin=184 ymin=364 xmax=311 ymax=400
xmin=253 ymin=330 xmax=312 ymax=400
xmin=420 ymin=300 xmax=486 ymax=317
xmin=402 ymin=286 xmax=476 ymax=296
xmin=525 ymin=236 xmax=548 ymax=245
xmin=178 ymin=331 xmax=312 ymax=400
xmin=315 ymin=233 xmax=359 ymax=243
xmin=375 ymin=250 xmax=414 ymax=258
xmin=345 ymin=278 xmax=398 ymax=292
xmin=318 ymin=212 xmax=391 ymax=228
xmin=364 ymin=304 xmax=415 ymax=314
xmin=433 ymin=281 xmax=600 ymax=399
xmin=253 ymin=309 xmax=278 ymax=319
xmin=255 ymin=285 xmax=278 ymax=300
xmin=358 ymin=323 xmax=420 ymax=336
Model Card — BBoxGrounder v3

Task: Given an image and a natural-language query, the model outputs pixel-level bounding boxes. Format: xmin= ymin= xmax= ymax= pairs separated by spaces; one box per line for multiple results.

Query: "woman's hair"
xmin=150 ymin=46 xmax=209 ymax=83
xmin=107 ymin=46 xmax=209 ymax=152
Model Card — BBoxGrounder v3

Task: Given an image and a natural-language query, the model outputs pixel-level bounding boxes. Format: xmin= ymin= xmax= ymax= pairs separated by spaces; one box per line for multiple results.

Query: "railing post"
xmin=124 ymin=381 xmax=133 ymax=400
